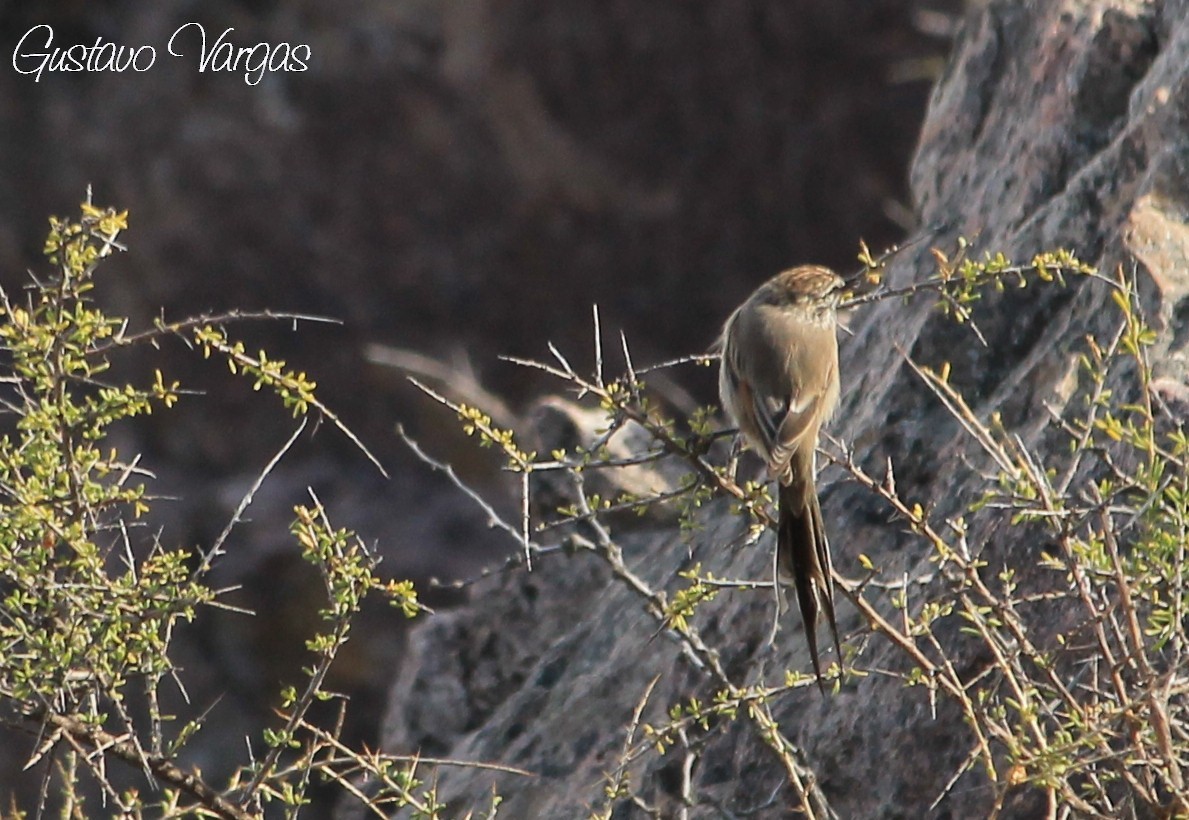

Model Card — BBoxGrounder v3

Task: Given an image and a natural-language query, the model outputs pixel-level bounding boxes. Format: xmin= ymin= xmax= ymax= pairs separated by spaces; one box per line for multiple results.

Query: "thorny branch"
xmin=402 ymin=247 xmax=1189 ymax=817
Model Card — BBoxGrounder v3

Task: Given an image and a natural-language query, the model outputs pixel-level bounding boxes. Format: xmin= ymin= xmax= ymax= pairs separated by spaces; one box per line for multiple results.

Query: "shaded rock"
xmin=374 ymin=2 xmax=1189 ymax=818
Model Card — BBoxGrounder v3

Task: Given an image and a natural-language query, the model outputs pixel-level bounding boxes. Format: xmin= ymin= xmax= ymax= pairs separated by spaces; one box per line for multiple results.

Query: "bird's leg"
xmin=766 ymin=541 xmax=783 ymax=650
xmin=726 ymin=432 xmax=744 ymax=482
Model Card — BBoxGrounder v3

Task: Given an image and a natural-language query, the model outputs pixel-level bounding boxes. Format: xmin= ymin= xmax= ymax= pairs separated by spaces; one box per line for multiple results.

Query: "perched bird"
xmin=718 ymin=265 xmax=844 ymax=685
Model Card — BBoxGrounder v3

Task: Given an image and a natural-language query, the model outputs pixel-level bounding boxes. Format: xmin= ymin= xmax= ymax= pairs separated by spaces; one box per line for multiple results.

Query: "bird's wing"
xmin=764 ymin=388 xmax=823 ymax=479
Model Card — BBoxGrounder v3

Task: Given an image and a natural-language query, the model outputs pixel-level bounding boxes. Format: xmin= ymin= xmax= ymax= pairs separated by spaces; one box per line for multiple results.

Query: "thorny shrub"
xmin=404 ymin=238 xmax=1188 ymax=819
xmin=0 ymin=198 xmax=472 ymax=820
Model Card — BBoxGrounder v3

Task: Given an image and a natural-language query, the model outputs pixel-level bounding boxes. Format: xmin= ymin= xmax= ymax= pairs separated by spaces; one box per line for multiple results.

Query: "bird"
xmin=718 ymin=265 xmax=844 ymax=686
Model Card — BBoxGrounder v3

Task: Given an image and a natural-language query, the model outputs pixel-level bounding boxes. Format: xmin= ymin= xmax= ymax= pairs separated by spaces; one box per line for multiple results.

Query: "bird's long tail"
xmin=778 ymin=449 xmax=841 ymax=689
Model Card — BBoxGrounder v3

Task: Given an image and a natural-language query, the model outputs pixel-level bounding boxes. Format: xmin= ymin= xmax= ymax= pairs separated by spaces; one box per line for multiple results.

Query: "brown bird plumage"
xmin=718 ymin=265 xmax=843 ymax=686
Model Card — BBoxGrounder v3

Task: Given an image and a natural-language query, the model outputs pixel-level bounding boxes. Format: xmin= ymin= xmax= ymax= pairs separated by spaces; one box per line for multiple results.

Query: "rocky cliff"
xmin=376 ymin=2 xmax=1189 ymax=817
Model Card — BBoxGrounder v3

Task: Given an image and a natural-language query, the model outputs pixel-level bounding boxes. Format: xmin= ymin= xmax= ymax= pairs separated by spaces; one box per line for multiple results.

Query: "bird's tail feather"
xmin=778 ymin=453 xmax=841 ymax=689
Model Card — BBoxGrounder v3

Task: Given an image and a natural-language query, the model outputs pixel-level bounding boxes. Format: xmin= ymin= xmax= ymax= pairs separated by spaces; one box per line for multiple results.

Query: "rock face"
xmin=376 ymin=2 xmax=1189 ymax=817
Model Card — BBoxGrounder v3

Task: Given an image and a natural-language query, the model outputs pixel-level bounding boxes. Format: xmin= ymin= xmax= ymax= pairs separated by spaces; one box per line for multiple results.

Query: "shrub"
xmin=401 ymin=242 xmax=1188 ymax=818
xmin=0 ymin=197 xmax=450 ymax=819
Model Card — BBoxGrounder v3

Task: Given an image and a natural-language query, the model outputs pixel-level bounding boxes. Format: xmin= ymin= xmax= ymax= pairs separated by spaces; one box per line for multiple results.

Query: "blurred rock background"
xmin=0 ymin=0 xmax=964 ymax=807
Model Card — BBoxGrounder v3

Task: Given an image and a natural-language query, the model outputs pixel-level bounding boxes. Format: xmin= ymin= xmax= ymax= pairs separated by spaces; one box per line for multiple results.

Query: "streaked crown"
xmin=757 ymin=265 xmax=845 ymax=317
xmin=772 ymin=265 xmax=844 ymax=297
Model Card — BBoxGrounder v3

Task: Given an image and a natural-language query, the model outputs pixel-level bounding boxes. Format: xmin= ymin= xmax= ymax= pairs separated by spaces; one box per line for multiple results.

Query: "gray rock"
xmin=374 ymin=2 xmax=1189 ymax=818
